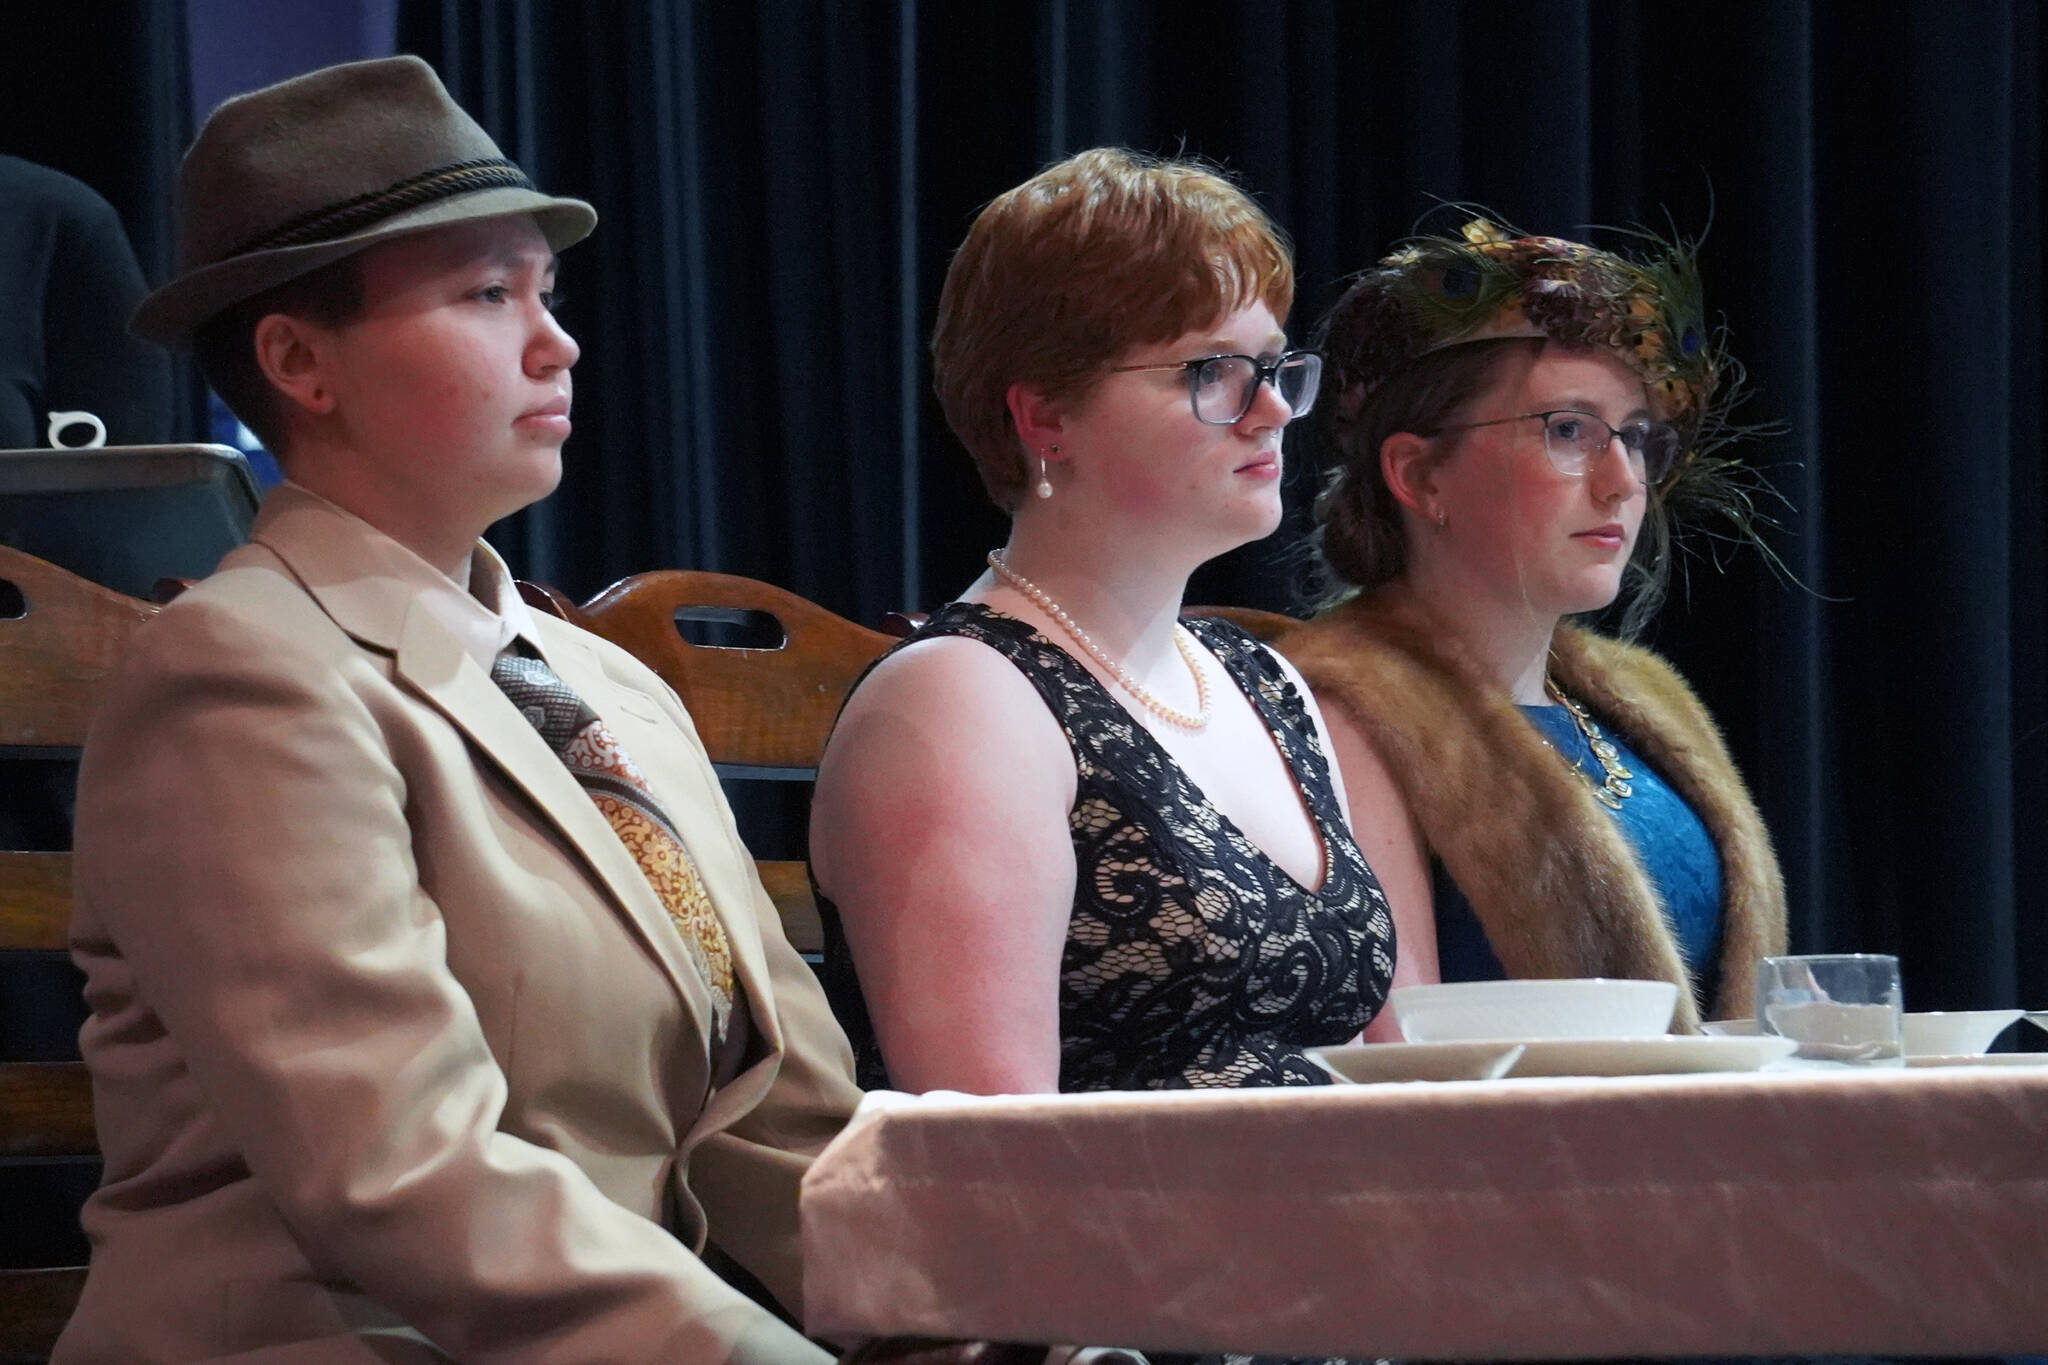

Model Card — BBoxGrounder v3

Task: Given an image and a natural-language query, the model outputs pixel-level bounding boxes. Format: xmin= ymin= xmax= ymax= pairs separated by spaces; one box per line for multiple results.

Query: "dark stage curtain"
xmin=400 ymin=0 xmax=929 ymax=623
xmin=401 ymin=0 xmax=2044 ymax=1016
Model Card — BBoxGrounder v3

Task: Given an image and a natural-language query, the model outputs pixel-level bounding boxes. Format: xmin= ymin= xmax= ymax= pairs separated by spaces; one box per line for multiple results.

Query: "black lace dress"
xmin=817 ymin=601 xmax=1395 ymax=1093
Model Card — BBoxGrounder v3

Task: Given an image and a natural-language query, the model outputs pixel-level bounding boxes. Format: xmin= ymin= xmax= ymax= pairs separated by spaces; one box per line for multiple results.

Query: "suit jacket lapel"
xmin=392 ymin=606 xmax=719 ymax=1043
xmin=249 ymin=487 xmax=718 ymax=1045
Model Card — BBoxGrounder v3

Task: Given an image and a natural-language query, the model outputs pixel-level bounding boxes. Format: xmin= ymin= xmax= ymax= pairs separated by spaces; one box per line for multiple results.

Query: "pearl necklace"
xmin=986 ymin=550 xmax=1211 ymax=730
xmin=1542 ymin=675 xmax=1634 ymax=810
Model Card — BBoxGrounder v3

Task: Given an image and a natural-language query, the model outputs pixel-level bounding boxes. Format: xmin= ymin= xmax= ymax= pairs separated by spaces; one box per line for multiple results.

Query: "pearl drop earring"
xmin=1036 ymin=444 xmax=1058 ymax=500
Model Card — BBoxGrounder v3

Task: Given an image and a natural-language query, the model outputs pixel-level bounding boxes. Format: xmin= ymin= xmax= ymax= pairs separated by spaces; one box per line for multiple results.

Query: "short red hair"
xmin=932 ymin=148 xmax=1294 ymax=510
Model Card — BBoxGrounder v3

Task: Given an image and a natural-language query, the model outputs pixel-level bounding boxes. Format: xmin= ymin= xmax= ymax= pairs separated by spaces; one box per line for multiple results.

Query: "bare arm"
xmin=809 ymin=637 xmax=1079 ymax=1094
xmin=1315 ymin=700 xmax=1439 ymax=1042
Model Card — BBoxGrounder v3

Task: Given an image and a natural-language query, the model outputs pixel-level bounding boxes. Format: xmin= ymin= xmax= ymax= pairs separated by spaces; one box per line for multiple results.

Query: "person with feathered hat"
xmin=1279 ymin=219 xmax=1788 ymax=1032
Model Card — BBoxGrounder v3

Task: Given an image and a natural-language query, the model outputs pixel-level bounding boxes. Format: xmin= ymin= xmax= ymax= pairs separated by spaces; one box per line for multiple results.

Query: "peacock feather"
xmin=1317 ymin=210 xmax=1784 ymax=627
xmin=1380 ymin=226 xmax=1527 ymax=337
xmin=1326 ymin=213 xmax=1733 ymax=447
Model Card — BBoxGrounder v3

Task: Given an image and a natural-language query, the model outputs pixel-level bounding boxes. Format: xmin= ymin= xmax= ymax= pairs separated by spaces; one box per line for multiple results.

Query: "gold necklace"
xmin=986 ymin=550 xmax=1211 ymax=730
xmin=1542 ymin=675 xmax=1634 ymax=810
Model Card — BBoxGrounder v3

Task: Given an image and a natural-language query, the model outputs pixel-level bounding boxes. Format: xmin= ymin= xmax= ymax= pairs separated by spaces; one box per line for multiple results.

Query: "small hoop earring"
xmin=1035 ymin=444 xmax=1058 ymax=500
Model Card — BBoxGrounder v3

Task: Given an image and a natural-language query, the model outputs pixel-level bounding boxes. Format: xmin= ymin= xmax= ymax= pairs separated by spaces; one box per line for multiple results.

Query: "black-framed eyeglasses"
xmin=1431 ymin=409 xmax=1681 ymax=484
xmin=1107 ymin=349 xmax=1323 ymax=426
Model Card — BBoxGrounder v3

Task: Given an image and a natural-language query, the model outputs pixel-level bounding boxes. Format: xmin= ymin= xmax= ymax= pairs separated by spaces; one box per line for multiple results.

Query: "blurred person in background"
xmin=0 ymin=153 xmax=170 ymax=449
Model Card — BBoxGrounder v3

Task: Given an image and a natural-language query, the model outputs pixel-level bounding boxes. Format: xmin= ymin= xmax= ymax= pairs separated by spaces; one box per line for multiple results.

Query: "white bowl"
xmin=1901 ymin=1009 xmax=2023 ymax=1056
xmin=1388 ymin=978 xmax=1679 ymax=1043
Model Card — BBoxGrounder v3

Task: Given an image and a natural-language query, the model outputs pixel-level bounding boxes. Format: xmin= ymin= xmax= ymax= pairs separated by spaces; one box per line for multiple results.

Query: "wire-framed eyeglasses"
xmin=1107 ymin=349 xmax=1323 ymax=426
xmin=1431 ymin=409 xmax=1681 ymax=484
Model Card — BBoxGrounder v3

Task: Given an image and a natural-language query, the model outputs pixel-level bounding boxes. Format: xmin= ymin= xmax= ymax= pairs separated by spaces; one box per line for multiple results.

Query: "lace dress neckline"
xmin=961 ymin=599 xmax=1335 ymax=896
xmin=983 ymin=601 xmax=1335 ymax=900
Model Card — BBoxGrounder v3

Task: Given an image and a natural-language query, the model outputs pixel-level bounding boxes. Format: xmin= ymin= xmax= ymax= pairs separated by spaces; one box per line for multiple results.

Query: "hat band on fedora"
xmin=233 ymin=157 xmax=538 ymax=256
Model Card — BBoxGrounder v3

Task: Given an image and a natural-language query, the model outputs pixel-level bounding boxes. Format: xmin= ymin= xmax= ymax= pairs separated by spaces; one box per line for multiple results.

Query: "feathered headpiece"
xmin=1322 ymin=217 xmax=1739 ymax=483
xmin=1316 ymin=216 xmax=1779 ymax=632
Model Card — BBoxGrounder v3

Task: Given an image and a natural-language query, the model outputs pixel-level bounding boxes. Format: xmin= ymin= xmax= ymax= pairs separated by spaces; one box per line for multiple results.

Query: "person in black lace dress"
xmin=810 ymin=148 xmax=1396 ymax=1098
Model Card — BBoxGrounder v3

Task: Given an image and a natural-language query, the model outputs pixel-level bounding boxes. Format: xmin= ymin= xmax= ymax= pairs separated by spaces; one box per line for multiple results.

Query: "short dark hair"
xmin=191 ymin=257 xmax=366 ymax=456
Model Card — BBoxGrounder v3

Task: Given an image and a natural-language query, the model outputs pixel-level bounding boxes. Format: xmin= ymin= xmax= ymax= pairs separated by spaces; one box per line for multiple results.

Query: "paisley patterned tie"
xmin=492 ymin=650 xmax=734 ymax=1034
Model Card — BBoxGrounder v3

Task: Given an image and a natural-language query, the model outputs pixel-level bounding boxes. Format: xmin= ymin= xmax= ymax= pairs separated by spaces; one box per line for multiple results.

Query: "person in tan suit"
xmin=58 ymin=56 xmax=862 ymax=1365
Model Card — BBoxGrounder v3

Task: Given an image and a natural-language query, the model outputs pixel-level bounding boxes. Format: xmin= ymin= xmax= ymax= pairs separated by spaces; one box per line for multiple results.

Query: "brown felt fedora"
xmin=134 ymin=55 xmax=595 ymax=345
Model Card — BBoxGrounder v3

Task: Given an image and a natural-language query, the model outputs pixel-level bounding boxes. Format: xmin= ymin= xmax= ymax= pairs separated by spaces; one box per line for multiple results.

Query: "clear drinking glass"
xmin=1756 ymin=954 xmax=1905 ymax=1066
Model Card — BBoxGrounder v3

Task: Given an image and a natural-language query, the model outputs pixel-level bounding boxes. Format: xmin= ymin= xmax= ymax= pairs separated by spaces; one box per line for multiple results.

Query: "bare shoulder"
xmin=812 ymin=632 xmax=1077 ymax=879
xmin=826 ymin=633 xmax=1072 ymax=774
xmin=1310 ymin=691 xmax=1422 ymax=861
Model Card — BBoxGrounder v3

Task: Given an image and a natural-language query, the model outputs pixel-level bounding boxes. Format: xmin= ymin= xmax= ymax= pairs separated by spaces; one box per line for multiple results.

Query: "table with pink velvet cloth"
xmin=800 ymin=1068 xmax=2048 ymax=1359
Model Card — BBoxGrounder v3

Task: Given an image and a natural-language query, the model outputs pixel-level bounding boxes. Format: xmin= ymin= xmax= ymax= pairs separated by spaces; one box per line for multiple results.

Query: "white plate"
xmin=2026 ymin=1012 xmax=2048 ymax=1036
xmin=1310 ymin=1035 xmax=1793 ymax=1083
xmin=1505 ymin=1035 xmax=1796 ymax=1078
xmin=1905 ymin=1052 xmax=2048 ymax=1069
xmin=1310 ymin=1041 xmax=1525 ymax=1084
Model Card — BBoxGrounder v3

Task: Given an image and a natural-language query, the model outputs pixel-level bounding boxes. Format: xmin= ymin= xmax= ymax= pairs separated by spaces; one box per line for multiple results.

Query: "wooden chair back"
xmin=519 ymin=571 xmax=895 ymax=954
xmin=0 ymin=545 xmax=155 ymax=1361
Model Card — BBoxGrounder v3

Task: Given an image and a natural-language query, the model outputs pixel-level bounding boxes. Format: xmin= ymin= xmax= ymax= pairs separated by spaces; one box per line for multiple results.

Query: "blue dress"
xmin=1433 ymin=701 xmax=1725 ymax=1012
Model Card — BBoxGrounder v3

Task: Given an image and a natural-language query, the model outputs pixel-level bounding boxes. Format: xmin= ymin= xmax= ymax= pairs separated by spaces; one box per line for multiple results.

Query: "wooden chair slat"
xmin=524 ymin=572 xmax=883 ymax=956
xmin=0 ymin=1063 xmax=94 ymax=1158
xmin=0 ymin=545 xmax=157 ymax=749
xmin=0 ymin=853 xmax=70 ymax=951
xmin=0 ymin=550 xmax=118 ymax=1353
xmin=755 ymin=860 xmax=822 ymax=955
xmin=572 ymin=571 xmax=893 ymax=772
xmin=0 ymin=1266 xmax=87 ymax=1360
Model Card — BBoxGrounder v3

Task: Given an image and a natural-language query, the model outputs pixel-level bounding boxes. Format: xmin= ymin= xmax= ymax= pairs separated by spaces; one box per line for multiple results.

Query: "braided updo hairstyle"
xmin=1309 ymin=331 xmax=1541 ymax=598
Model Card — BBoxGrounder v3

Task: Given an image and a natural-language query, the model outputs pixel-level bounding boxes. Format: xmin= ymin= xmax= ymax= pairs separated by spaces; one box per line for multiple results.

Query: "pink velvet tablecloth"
xmin=800 ymin=1068 xmax=2048 ymax=1359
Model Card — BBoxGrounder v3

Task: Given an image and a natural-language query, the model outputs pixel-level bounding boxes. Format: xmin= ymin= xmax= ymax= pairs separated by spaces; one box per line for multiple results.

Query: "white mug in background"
xmin=1756 ymin=953 xmax=1904 ymax=1066
xmin=47 ymin=410 xmax=107 ymax=449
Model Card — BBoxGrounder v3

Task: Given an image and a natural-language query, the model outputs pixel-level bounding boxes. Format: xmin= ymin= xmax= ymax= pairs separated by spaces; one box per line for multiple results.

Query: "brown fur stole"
xmin=1278 ymin=594 xmax=1787 ymax=1029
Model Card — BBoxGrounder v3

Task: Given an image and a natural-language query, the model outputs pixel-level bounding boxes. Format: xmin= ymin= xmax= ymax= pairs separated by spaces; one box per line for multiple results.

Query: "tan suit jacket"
xmin=57 ymin=487 xmax=863 ymax=1364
